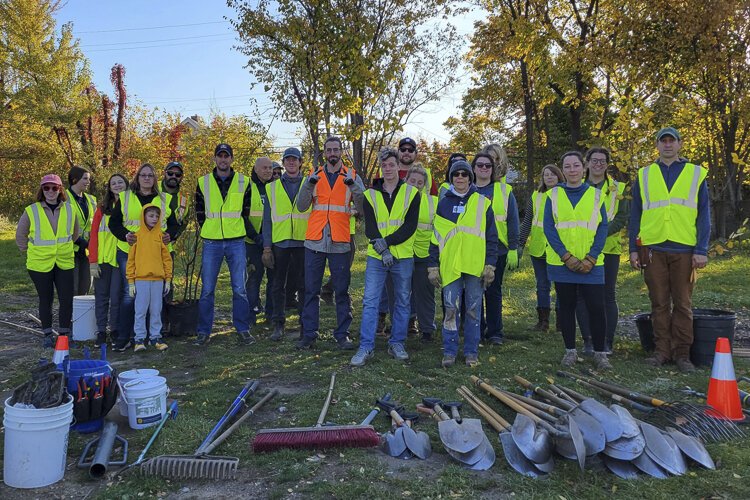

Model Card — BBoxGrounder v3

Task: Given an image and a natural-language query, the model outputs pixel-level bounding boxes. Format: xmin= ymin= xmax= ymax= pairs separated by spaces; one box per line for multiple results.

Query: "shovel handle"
xmin=457 ymin=386 xmax=509 ymax=432
xmin=497 ymin=390 xmax=558 ymax=423
xmin=389 ymin=408 xmax=407 ymax=427
xmin=513 ymin=375 xmax=574 ymax=410
xmin=471 ymin=376 xmax=541 ymax=424
xmin=315 ymin=372 xmax=337 ymax=427
xmin=553 ymin=384 xmax=587 ymax=403
xmin=442 ymin=401 xmax=463 ymax=422
xmin=558 ymin=371 xmax=667 ymax=407
xmin=416 ymin=404 xmax=442 ymax=423
xmin=362 ymin=393 xmax=391 ymax=425
xmin=548 ymin=384 xmax=579 ymax=405
xmin=498 ymin=389 xmax=564 ymax=418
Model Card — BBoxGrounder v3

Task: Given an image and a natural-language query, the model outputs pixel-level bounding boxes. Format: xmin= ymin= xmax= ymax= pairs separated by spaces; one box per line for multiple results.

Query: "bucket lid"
xmin=120 ymin=368 xmax=160 ymax=379
xmin=123 ymin=376 xmax=167 ymax=392
xmin=73 ymin=295 xmax=96 ymax=301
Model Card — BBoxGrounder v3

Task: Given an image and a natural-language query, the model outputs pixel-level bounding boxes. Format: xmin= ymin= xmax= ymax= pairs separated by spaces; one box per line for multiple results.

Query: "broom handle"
xmin=201 ymin=389 xmax=278 ymax=455
xmin=316 ymin=372 xmax=337 ymax=427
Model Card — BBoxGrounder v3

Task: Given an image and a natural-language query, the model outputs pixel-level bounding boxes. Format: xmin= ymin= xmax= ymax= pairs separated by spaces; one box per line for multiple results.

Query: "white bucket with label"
xmin=117 ymin=368 xmax=160 ymax=416
xmin=121 ymin=376 xmax=168 ymax=430
xmin=72 ymin=295 xmax=97 ymax=341
xmin=3 ymin=394 xmax=73 ymax=489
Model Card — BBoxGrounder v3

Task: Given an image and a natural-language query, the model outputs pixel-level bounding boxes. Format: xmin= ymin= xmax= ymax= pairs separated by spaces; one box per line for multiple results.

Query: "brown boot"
xmin=645 ymin=352 xmax=669 ymax=367
xmin=676 ymin=358 xmax=696 ymax=373
xmin=538 ymin=307 xmax=550 ymax=332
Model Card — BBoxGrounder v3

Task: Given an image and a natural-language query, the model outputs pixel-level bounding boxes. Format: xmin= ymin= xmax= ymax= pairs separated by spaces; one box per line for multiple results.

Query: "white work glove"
xmin=89 ymin=262 xmax=101 ymax=279
xmin=427 ymin=267 xmax=441 ymax=288
xmin=128 ymin=283 xmax=136 ymax=298
xmin=480 ymin=265 xmax=496 ymax=289
xmin=163 ymin=281 xmax=171 ymax=296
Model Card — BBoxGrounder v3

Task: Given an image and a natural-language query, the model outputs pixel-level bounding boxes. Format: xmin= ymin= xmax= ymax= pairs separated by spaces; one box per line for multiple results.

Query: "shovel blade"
xmin=511 ymin=414 xmax=552 ymax=464
xmin=661 ymin=434 xmax=688 ymax=476
xmin=610 ymin=404 xmax=641 ymax=439
xmin=602 ymin=455 xmax=640 ymax=479
xmin=381 ymin=429 xmax=407 ymax=457
xmin=633 ymin=450 xmax=670 ymax=479
xmin=402 ymin=427 xmax=432 ymax=460
xmin=461 ymin=437 xmax=495 ymax=471
xmin=666 ymin=428 xmax=715 ymax=470
xmin=570 ymin=408 xmax=606 ymax=456
xmin=640 ymin=421 xmax=684 ymax=476
xmin=498 ymin=432 xmax=547 ymax=478
xmin=603 ymin=432 xmax=646 ymax=461
xmin=579 ymin=399 xmax=624 ymax=442
xmin=438 ymin=418 xmax=485 ymax=454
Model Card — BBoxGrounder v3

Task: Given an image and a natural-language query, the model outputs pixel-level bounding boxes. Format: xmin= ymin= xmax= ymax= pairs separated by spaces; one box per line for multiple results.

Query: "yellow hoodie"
xmin=126 ymin=203 xmax=173 ymax=283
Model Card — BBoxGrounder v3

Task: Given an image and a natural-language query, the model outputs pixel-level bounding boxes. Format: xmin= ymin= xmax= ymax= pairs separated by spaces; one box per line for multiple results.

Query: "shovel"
xmin=550 ymin=383 xmax=624 ymax=442
xmin=421 ymin=398 xmax=484 ymax=454
xmin=441 ymin=402 xmax=495 ymax=470
xmin=415 ymin=404 xmax=489 ymax=468
xmin=639 ymin=420 xmax=684 ymax=476
xmin=665 ymin=427 xmax=715 ymax=469
xmin=401 ymin=413 xmax=432 ymax=459
xmin=378 ymin=401 xmax=431 ymax=460
xmin=381 ymin=414 xmax=408 ymax=458
xmin=602 ymin=455 xmax=640 ymax=479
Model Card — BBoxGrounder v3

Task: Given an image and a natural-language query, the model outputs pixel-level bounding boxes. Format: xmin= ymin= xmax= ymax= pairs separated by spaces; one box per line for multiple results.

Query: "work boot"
xmin=94 ymin=331 xmax=107 ymax=348
xmin=295 ymin=336 xmax=316 ymax=350
xmin=350 ymin=348 xmax=374 ymax=367
xmin=465 ymin=354 xmax=479 ymax=367
xmin=336 ymin=336 xmax=355 ymax=350
xmin=441 ymin=355 xmax=456 ymax=368
xmin=582 ymin=337 xmax=594 ymax=357
xmin=237 ymin=331 xmax=256 ymax=346
xmin=113 ymin=338 xmax=133 ymax=352
xmin=270 ymin=322 xmax=284 ymax=341
xmin=676 ymin=358 xmax=696 ymax=373
xmin=561 ymin=349 xmax=578 ymax=367
xmin=531 ymin=307 xmax=543 ymax=330
xmin=538 ymin=307 xmax=550 ymax=332
xmin=408 ymin=318 xmax=419 ymax=335
xmin=593 ymin=351 xmax=613 ymax=371
xmin=42 ymin=333 xmax=58 ymax=349
xmin=421 ymin=331 xmax=433 ymax=343
xmin=387 ymin=342 xmax=409 ymax=361
xmin=487 ymin=336 xmax=504 ymax=346
xmin=645 ymin=352 xmax=668 ymax=367
xmin=193 ymin=334 xmax=210 ymax=346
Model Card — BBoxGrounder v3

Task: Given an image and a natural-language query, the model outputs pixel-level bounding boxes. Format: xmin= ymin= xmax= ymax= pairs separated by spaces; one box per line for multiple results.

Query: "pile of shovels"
xmin=469 ymin=375 xmax=717 ymax=479
xmin=377 ymin=398 xmax=431 ymax=460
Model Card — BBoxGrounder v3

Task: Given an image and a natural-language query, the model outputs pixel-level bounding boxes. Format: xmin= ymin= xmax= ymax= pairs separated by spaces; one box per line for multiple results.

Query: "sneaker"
xmin=408 ymin=318 xmax=419 ymax=335
xmin=270 ymin=323 xmax=284 ymax=341
xmin=113 ymin=339 xmax=132 ymax=352
xmin=350 ymin=348 xmax=374 ymax=367
xmin=387 ymin=343 xmax=409 ymax=361
xmin=465 ymin=354 xmax=479 ymax=367
xmin=561 ymin=349 xmax=578 ymax=367
xmin=42 ymin=334 xmax=57 ymax=349
xmin=134 ymin=341 xmax=147 ymax=353
xmin=676 ymin=358 xmax=696 ymax=373
xmin=593 ymin=352 xmax=613 ymax=371
xmin=421 ymin=332 xmax=433 ymax=343
xmin=193 ymin=334 xmax=210 ymax=346
xmin=645 ymin=353 xmax=668 ymax=367
xmin=582 ymin=340 xmax=594 ymax=357
xmin=295 ymin=336 xmax=316 ymax=350
xmin=336 ymin=336 xmax=355 ymax=350
xmin=441 ymin=355 xmax=456 ymax=368
xmin=152 ymin=340 xmax=169 ymax=351
xmin=237 ymin=331 xmax=256 ymax=345
xmin=487 ymin=336 xmax=504 ymax=346
xmin=94 ymin=331 xmax=107 ymax=348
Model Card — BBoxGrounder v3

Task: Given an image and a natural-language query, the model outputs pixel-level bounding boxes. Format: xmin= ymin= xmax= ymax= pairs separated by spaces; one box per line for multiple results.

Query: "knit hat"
xmin=449 ymin=160 xmax=474 ymax=183
xmin=40 ymin=174 xmax=63 ymax=187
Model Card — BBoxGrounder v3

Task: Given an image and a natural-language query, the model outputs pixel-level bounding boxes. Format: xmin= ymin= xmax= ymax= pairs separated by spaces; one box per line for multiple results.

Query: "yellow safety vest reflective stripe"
xmin=96 ymin=212 xmax=118 ymax=266
xmin=528 ymin=190 xmax=548 ymax=258
xmin=602 ymin=177 xmax=627 ymax=255
xmin=268 ymin=179 xmax=311 ymax=243
xmin=490 ymin=182 xmax=511 ymax=247
xmin=25 ymin=202 xmax=75 ymax=272
xmin=638 ymin=163 xmax=706 ymax=247
xmin=414 ymin=194 xmax=437 ymax=259
xmin=431 ymin=193 xmax=489 ymax=285
xmin=199 ymin=173 xmax=246 ymax=240
xmin=365 ymin=185 xmax=418 ymax=260
xmin=118 ymin=191 xmax=172 ymax=253
xmin=546 ymin=186 xmax=604 ymax=266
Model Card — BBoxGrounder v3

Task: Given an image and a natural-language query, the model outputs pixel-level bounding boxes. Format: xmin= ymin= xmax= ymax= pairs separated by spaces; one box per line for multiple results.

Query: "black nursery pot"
xmin=167 ymin=300 xmax=200 ymax=337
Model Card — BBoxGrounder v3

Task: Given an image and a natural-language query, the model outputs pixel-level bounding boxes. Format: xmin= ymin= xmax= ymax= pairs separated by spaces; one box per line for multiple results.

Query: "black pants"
xmin=555 ymin=282 xmax=606 ymax=351
xmin=272 ymin=246 xmax=305 ymax=326
xmin=575 ymin=254 xmax=620 ymax=345
xmin=73 ymin=253 xmax=91 ymax=296
xmin=29 ymin=266 xmax=74 ymax=334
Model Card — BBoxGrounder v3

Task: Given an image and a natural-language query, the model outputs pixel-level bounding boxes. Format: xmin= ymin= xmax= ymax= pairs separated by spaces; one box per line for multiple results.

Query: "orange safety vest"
xmin=305 ymin=166 xmax=356 ymax=243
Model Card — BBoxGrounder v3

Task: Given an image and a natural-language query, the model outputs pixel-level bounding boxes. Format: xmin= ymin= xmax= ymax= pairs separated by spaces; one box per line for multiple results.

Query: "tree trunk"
xmin=520 ymin=59 xmax=536 ymax=191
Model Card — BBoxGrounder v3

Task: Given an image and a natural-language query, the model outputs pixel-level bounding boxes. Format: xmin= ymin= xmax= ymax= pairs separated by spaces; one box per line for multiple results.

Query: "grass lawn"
xmin=0 ymin=222 xmax=748 ymax=499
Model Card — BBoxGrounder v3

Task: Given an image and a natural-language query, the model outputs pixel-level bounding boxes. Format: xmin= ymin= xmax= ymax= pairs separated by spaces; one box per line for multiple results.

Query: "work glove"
xmin=128 ymin=284 xmax=136 ymax=298
xmin=342 ymin=169 xmax=355 ymax=186
xmin=371 ymin=238 xmax=388 ymax=255
xmin=506 ymin=249 xmax=519 ymax=271
xmin=562 ymin=252 xmax=583 ymax=272
xmin=308 ymin=170 xmax=321 ymax=185
xmin=262 ymin=248 xmax=275 ymax=269
xmin=89 ymin=262 xmax=101 ymax=279
xmin=427 ymin=267 xmax=441 ymax=288
xmin=578 ymin=255 xmax=597 ymax=274
xmin=163 ymin=281 xmax=171 ymax=296
xmin=480 ymin=264 xmax=496 ymax=289
xmin=248 ymin=263 xmax=256 ymax=274
xmin=382 ymin=249 xmax=395 ymax=268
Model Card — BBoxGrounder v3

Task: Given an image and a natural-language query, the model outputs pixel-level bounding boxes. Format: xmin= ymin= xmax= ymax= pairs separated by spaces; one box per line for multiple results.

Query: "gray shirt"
xmin=263 ymin=173 xmax=305 ymax=249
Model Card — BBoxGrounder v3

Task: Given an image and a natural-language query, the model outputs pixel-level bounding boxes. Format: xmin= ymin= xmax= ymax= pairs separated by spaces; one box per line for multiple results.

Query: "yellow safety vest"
xmin=414 ymin=194 xmax=437 ymax=259
xmin=70 ymin=191 xmax=96 ymax=252
xmin=198 ymin=173 xmax=247 ymax=240
xmin=165 ymin=190 xmax=189 ymax=253
xmin=528 ymin=190 xmax=547 ymax=258
xmin=249 ymin=182 xmax=263 ymax=235
xmin=431 ymin=192 xmax=489 ymax=286
xmin=25 ymin=202 xmax=75 ymax=272
xmin=365 ymin=184 xmax=418 ymax=260
xmin=268 ymin=178 xmax=310 ymax=243
xmin=545 ymin=186 xmax=604 ymax=267
xmin=438 ymin=182 xmax=450 ymax=200
xmin=118 ymin=191 xmax=172 ymax=252
xmin=95 ymin=212 xmax=118 ymax=266
xmin=490 ymin=182 xmax=512 ymax=247
xmin=638 ymin=162 xmax=707 ymax=247
xmin=601 ymin=177 xmax=627 ymax=255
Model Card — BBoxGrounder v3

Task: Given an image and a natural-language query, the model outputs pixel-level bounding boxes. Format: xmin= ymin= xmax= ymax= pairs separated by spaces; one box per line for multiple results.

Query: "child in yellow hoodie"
xmin=127 ymin=204 xmax=173 ymax=352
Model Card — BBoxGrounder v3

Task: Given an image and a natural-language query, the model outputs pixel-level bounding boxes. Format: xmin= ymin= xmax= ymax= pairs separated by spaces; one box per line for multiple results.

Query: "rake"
xmin=252 ymin=372 xmax=380 ymax=452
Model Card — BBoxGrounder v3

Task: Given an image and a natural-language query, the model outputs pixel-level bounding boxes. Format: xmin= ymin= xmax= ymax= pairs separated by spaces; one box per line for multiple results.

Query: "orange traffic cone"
xmin=706 ymin=337 xmax=746 ymax=421
xmin=52 ymin=334 xmax=69 ymax=366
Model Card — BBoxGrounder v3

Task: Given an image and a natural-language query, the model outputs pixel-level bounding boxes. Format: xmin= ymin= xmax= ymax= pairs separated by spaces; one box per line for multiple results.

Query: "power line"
xmin=80 ymin=33 xmax=233 ymax=48
xmin=74 ymin=21 xmax=230 ymax=34
xmin=85 ymin=38 xmax=233 ymax=52
xmin=139 ymin=93 xmax=265 ymax=105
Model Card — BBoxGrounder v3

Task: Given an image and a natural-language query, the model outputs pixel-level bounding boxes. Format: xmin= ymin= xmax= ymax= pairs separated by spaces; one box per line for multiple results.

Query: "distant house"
xmin=179 ymin=115 xmax=202 ymax=133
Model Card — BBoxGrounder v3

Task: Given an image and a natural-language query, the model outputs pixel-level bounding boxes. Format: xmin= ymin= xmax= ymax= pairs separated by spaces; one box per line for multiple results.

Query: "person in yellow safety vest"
xmin=109 ymin=163 xmax=178 ymax=352
xmin=629 ymin=127 xmax=710 ymax=373
xmin=193 ymin=143 xmax=257 ymax=347
xmin=246 ymin=157 xmax=274 ymax=325
xmin=16 ymin=174 xmax=80 ymax=347
xmin=295 ymin=136 xmax=365 ymax=350
xmin=544 ymin=151 xmax=612 ymax=371
xmin=437 ymin=152 xmax=467 ymax=201
xmin=405 ymin=164 xmax=438 ymax=342
xmin=428 ymin=160 xmax=499 ymax=368
xmin=518 ymin=164 xmax=565 ymax=332
xmin=573 ymin=147 xmax=630 ymax=356
xmin=262 ymin=147 xmax=309 ymax=341
xmin=350 ymin=147 xmax=420 ymax=367
xmin=472 ymin=150 xmax=520 ymax=346
xmin=67 ymin=165 xmax=97 ymax=296
xmin=160 ymin=161 xmax=189 ymax=337
xmin=88 ymin=173 xmax=129 ymax=348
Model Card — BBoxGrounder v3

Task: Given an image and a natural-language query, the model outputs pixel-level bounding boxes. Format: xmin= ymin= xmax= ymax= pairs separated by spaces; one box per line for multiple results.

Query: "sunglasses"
xmin=474 ymin=162 xmax=493 ymax=169
xmin=166 ymin=171 xmax=183 ymax=178
xmin=399 ymin=147 xmax=415 ymax=153
xmin=452 ymin=171 xmax=470 ymax=178
xmin=42 ymin=185 xmax=60 ymax=192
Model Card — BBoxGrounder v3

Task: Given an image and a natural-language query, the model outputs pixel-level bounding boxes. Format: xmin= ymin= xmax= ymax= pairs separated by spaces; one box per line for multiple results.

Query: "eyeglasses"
xmin=165 ymin=171 xmax=183 ymax=178
xmin=399 ymin=147 xmax=415 ymax=153
xmin=325 ymin=148 xmax=341 ymax=153
xmin=452 ymin=171 xmax=470 ymax=178
xmin=589 ymin=159 xmax=607 ymax=165
xmin=474 ymin=162 xmax=493 ymax=169
xmin=42 ymin=185 xmax=59 ymax=192
xmin=139 ymin=173 xmax=155 ymax=179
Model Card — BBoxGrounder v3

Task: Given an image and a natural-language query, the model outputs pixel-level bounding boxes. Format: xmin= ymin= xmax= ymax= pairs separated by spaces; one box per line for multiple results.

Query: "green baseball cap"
xmin=656 ymin=127 xmax=681 ymax=141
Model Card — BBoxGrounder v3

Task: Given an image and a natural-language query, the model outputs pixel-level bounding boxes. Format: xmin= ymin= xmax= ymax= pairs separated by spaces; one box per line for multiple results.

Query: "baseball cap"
xmin=165 ymin=161 xmax=184 ymax=172
xmin=283 ymin=147 xmax=302 ymax=160
xmin=214 ymin=143 xmax=233 ymax=157
xmin=656 ymin=127 xmax=681 ymax=141
xmin=398 ymin=137 xmax=417 ymax=150
xmin=40 ymin=174 xmax=63 ymax=187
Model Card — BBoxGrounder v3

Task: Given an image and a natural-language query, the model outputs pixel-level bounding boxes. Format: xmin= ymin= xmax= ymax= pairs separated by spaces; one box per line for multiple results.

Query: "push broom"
xmin=252 ymin=372 xmax=380 ymax=452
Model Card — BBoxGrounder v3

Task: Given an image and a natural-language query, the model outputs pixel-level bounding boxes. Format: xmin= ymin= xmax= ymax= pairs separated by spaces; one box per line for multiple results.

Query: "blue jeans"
xmin=482 ymin=253 xmax=508 ymax=339
xmin=301 ymin=249 xmax=352 ymax=341
xmin=442 ymin=274 xmax=483 ymax=357
xmin=116 ymin=249 xmax=135 ymax=342
xmin=359 ymin=256 xmax=413 ymax=350
xmin=198 ymin=239 xmax=250 ymax=335
xmin=531 ymin=255 xmax=552 ymax=308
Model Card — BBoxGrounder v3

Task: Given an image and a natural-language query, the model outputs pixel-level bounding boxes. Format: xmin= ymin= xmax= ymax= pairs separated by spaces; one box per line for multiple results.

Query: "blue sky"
xmin=55 ymin=1 xmax=479 ymax=150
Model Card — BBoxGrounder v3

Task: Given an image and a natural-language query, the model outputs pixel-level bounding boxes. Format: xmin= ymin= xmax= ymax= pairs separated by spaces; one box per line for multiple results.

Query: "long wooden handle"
xmin=457 ymin=386 xmax=508 ymax=432
xmin=499 ymin=389 xmax=563 ymax=418
xmin=497 ymin=390 xmax=558 ymax=423
xmin=557 ymin=371 xmax=666 ymax=407
xmin=471 ymin=376 xmax=541 ymax=424
xmin=432 ymin=403 xmax=451 ymax=422
xmin=316 ymin=372 xmax=337 ymax=427
xmin=514 ymin=375 xmax=574 ymax=410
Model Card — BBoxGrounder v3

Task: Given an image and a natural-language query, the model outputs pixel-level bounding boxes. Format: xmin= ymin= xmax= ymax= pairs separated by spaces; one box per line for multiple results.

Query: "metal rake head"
xmin=643 ymin=402 xmax=745 ymax=442
xmin=139 ymin=455 xmax=239 ymax=480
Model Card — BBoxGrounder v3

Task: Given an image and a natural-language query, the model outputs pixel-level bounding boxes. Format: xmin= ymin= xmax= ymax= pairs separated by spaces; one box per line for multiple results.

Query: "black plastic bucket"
xmin=633 ymin=309 xmax=736 ymax=366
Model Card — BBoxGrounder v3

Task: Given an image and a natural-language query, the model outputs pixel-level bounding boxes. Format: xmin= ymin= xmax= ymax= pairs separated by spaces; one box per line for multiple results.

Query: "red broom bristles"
xmin=252 ymin=425 xmax=380 ymax=452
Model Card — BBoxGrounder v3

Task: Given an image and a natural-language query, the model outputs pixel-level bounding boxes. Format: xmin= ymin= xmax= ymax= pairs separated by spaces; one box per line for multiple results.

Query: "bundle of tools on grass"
xmin=416 ymin=398 xmax=494 ymax=470
xmin=10 ymin=361 xmax=65 ymax=409
xmin=377 ymin=397 xmax=431 ymax=460
xmin=471 ymin=375 xmax=716 ymax=479
xmin=252 ymin=373 xmax=379 ymax=452
xmin=558 ymin=371 xmax=745 ymax=442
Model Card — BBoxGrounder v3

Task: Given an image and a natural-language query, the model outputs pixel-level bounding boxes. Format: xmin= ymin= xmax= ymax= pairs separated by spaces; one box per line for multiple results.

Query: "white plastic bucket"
xmin=3 ymin=394 xmax=73 ymax=489
xmin=117 ymin=368 xmax=160 ymax=416
xmin=72 ymin=295 xmax=97 ymax=341
xmin=121 ymin=376 xmax=168 ymax=430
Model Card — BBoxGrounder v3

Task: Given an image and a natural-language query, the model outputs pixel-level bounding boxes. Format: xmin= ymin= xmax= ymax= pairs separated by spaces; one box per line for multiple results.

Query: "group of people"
xmin=16 ymin=126 xmax=709 ymax=372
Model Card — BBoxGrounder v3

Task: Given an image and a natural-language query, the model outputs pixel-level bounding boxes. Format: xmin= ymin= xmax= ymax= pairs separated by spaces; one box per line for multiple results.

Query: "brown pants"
xmin=644 ymin=251 xmax=695 ymax=360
